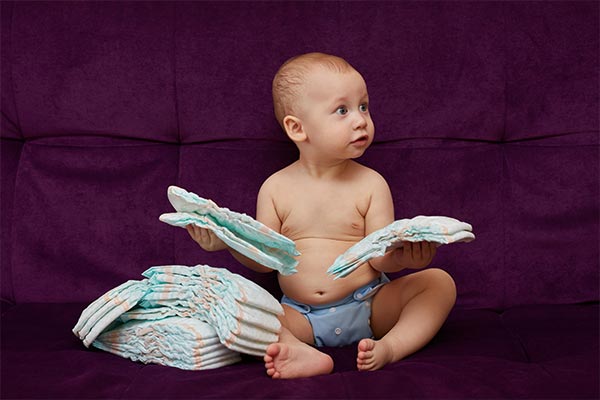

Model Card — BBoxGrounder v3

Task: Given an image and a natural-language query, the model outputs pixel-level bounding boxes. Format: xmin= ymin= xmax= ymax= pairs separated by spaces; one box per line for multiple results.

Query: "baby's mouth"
xmin=351 ymin=135 xmax=369 ymax=145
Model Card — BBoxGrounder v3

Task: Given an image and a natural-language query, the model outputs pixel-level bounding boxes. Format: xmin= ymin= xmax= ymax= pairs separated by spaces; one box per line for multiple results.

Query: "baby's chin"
xmin=350 ymin=145 xmax=371 ymax=159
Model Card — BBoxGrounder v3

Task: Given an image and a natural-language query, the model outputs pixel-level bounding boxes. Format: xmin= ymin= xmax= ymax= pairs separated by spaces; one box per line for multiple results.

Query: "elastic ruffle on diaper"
xmin=73 ymin=265 xmax=283 ymax=370
xmin=159 ymin=186 xmax=299 ymax=275
xmin=327 ymin=216 xmax=475 ymax=279
xmin=93 ymin=317 xmax=241 ymax=370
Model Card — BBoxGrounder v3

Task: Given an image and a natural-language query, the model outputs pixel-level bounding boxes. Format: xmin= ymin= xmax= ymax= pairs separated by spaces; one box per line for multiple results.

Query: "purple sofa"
xmin=1 ymin=2 xmax=598 ymax=398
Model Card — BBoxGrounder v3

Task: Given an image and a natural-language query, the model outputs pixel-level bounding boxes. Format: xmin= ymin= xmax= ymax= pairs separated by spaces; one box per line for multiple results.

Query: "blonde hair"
xmin=272 ymin=52 xmax=354 ymax=128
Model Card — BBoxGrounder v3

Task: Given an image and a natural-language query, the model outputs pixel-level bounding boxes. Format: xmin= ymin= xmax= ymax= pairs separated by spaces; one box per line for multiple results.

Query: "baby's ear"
xmin=283 ymin=116 xmax=307 ymax=143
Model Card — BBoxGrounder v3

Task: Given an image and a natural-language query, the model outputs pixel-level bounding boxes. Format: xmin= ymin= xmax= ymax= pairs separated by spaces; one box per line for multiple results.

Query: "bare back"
xmin=257 ymin=160 xmax=394 ymax=305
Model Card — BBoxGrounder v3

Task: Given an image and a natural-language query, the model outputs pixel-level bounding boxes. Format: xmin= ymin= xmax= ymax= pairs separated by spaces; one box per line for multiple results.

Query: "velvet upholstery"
xmin=1 ymin=1 xmax=598 ymax=398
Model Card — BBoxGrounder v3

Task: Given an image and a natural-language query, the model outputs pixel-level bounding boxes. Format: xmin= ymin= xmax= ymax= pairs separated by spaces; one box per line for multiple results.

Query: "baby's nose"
xmin=353 ymin=113 xmax=368 ymax=130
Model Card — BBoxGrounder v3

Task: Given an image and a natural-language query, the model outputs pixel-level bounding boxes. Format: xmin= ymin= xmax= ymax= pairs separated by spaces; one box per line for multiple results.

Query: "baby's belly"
xmin=278 ymin=237 xmax=380 ymax=305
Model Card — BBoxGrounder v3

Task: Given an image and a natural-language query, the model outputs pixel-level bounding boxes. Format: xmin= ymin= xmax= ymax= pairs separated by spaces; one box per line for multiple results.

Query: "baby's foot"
xmin=264 ymin=342 xmax=333 ymax=379
xmin=356 ymin=338 xmax=394 ymax=371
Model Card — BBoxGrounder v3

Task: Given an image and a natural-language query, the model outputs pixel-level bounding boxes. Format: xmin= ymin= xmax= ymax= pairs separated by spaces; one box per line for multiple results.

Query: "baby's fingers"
xmin=198 ymin=227 xmax=207 ymax=242
xmin=402 ymin=241 xmax=418 ymax=260
xmin=414 ymin=241 xmax=434 ymax=261
xmin=186 ymin=224 xmax=205 ymax=243
xmin=186 ymin=224 xmax=197 ymax=238
xmin=426 ymin=242 xmax=437 ymax=260
xmin=412 ymin=242 xmax=422 ymax=259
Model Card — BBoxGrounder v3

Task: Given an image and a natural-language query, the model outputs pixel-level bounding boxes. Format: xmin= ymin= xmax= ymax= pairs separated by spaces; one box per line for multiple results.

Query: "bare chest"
xmin=277 ymin=185 xmax=369 ymax=241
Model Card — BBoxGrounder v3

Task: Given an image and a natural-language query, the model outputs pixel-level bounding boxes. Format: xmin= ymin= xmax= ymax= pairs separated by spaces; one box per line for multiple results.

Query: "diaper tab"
xmin=353 ymin=274 xmax=390 ymax=301
xmin=281 ymin=296 xmax=312 ymax=314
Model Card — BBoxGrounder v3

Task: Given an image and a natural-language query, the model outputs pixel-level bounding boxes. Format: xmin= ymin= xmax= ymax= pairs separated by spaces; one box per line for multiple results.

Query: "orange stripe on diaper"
xmin=234 ymin=311 xmax=242 ymax=335
xmin=224 ymin=332 xmax=235 ymax=347
xmin=160 ymin=285 xmax=173 ymax=301
xmin=181 ymin=322 xmax=202 ymax=369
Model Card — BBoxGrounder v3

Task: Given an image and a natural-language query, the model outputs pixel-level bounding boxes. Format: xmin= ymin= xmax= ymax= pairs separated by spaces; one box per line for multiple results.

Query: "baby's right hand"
xmin=186 ymin=225 xmax=228 ymax=252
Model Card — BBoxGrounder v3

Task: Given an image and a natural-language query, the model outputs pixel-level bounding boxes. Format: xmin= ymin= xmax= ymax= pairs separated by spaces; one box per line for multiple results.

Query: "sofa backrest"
xmin=1 ymin=2 xmax=598 ymax=309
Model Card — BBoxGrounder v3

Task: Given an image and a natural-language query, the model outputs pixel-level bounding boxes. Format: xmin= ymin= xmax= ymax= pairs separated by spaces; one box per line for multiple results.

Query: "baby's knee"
xmin=425 ymin=268 xmax=457 ymax=304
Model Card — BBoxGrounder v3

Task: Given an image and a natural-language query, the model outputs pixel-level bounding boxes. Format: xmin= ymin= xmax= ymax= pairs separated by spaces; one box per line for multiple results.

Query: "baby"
xmin=186 ymin=52 xmax=456 ymax=379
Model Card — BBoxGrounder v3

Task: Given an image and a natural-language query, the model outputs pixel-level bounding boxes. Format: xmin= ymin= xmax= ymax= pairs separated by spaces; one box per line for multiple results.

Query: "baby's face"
xmin=296 ymin=67 xmax=374 ymax=161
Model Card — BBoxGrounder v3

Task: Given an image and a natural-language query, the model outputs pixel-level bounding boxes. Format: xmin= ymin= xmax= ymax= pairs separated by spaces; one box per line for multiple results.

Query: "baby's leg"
xmin=357 ymin=268 xmax=456 ymax=371
xmin=264 ymin=304 xmax=334 ymax=379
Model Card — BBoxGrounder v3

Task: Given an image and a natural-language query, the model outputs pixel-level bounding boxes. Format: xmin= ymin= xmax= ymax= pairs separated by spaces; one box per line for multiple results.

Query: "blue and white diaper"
xmin=73 ymin=264 xmax=284 ymax=370
xmin=281 ymin=274 xmax=390 ymax=347
xmin=159 ymin=186 xmax=299 ymax=275
xmin=328 ymin=216 xmax=475 ymax=279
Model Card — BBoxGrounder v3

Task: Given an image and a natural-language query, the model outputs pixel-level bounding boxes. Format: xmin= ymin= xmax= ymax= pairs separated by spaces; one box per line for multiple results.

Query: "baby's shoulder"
xmin=259 ymin=165 xmax=296 ymax=194
xmin=349 ymin=162 xmax=389 ymax=187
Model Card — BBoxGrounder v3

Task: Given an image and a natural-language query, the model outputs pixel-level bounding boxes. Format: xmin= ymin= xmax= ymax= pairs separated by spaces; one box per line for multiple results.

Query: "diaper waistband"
xmin=282 ymin=274 xmax=390 ymax=313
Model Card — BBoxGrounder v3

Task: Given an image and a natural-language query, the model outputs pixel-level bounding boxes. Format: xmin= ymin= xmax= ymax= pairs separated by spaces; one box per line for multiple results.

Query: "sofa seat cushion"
xmin=2 ymin=302 xmax=597 ymax=398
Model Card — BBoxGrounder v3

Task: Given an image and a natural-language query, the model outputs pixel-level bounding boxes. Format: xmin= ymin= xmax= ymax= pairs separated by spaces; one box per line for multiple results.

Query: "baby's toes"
xmin=358 ymin=339 xmax=375 ymax=355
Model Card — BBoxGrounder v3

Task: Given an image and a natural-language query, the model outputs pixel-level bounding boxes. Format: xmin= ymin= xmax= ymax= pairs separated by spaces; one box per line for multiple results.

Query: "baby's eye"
xmin=359 ymin=103 xmax=369 ymax=113
xmin=336 ymin=106 xmax=348 ymax=115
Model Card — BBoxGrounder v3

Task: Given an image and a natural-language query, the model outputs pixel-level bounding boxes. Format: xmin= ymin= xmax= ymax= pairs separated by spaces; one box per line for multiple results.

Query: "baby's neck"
xmin=295 ymin=156 xmax=353 ymax=180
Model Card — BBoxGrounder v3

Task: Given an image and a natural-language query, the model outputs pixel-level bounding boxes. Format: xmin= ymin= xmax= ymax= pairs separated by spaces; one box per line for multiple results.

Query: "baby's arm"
xmin=365 ymin=174 xmax=436 ymax=272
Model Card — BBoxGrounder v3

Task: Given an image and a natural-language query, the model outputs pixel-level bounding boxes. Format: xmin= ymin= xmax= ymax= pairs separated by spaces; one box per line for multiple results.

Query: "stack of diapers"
xmin=93 ymin=317 xmax=241 ymax=370
xmin=159 ymin=186 xmax=299 ymax=275
xmin=328 ymin=216 xmax=475 ymax=279
xmin=139 ymin=265 xmax=283 ymax=356
xmin=73 ymin=265 xmax=283 ymax=370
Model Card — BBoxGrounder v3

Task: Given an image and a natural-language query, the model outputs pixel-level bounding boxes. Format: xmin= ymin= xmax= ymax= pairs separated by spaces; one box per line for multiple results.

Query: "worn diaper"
xmin=159 ymin=186 xmax=299 ymax=275
xmin=327 ymin=216 xmax=475 ymax=279
xmin=93 ymin=317 xmax=241 ymax=370
xmin=73 ymin=264 xmax=284 ymax=369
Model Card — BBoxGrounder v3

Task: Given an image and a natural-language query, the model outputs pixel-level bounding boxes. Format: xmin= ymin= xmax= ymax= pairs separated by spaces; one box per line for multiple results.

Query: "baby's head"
xmin=272 ymin=53 xmax=355 ymax=128
xmin=272 ymin=53 xmax=374 ymax=160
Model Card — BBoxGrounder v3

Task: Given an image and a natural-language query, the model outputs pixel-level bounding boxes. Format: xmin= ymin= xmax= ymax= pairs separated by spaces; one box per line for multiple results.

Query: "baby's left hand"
xmin=393 ymin=241 xmax=437 ymax=269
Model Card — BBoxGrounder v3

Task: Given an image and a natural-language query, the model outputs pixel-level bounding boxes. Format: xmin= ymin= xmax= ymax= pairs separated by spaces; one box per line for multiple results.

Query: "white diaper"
xmin=328 ymin=216 xmax=475 ymax=279
xmin=73 ymin=264 xmax=284 ymax=369
xmin=159 ymin=186 xmax=299 ymax=275
xmin=93 ymin=317 xmax=242 ymax=370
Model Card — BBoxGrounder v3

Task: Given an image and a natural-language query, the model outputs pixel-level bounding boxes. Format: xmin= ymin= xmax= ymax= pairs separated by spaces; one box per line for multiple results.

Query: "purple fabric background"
xmin=1 ymin=1 xmax=598 ymax=398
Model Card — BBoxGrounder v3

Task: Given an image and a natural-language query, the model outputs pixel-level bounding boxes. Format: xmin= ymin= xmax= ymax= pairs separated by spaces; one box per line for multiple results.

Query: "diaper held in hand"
xmin=327 ymin=215 xmax=475 ymax=279
xmin=159 ymin=186 xmax=299 ymax=275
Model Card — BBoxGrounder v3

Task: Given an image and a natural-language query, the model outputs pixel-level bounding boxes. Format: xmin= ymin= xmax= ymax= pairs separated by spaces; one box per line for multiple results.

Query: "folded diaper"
xmin=74 ymin=264 xmax=284 ymax=368
xmin=327 ymin=216 xmax=475 ymax=279
xmin=93 ymin=317 xmax=242 ymax=370
xmin=72 ymin=280 xmax=151 ymax=347
xmin=159 ymin=186 xmax=299 ymax=275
